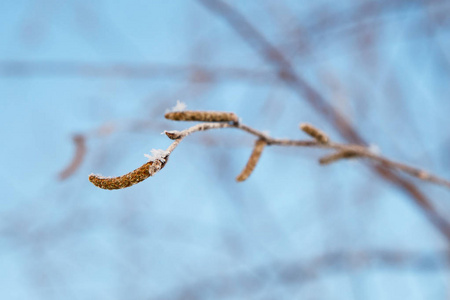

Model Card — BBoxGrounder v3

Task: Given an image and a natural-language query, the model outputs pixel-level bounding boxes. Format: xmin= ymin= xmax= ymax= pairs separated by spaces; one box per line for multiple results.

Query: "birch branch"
xmin=89 ymin=113 xmax=450 ymax=190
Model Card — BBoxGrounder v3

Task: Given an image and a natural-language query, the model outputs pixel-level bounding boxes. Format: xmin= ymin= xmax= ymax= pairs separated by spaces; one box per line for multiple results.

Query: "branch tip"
xmin=164 ymin=130 xmax=182 ymax=140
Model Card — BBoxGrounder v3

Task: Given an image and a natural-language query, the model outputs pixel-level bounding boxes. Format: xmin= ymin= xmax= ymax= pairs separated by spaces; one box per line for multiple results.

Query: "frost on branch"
xmin=164 ymin=130 xmax=182 ymax=140
xmin=144 ymin=149 xmax=170 ymax=163
xmin=167 ymin=100 xmax=187 ymax=113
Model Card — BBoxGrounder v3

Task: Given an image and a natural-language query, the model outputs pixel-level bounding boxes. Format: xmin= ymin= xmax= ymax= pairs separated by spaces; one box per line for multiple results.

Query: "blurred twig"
xmin=0 ymin=61 xmax=274 ymax=83
xmin=58 ymin=135 xmax=86 ymax=180
xmin=154 ymin=249 xmax=450 ymax=299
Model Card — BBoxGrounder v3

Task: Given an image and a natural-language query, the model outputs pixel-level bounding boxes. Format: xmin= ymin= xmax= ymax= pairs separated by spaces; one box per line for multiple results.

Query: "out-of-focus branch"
xmin=195 ymin=0 xmax=450 ymax=242
xmin=58 ymin=135 xmax=86 ymax=180
xmin=154 ymin=249 xmax=450 ymax=299
xmin=0 ymin=61 xmax=274 ymax=83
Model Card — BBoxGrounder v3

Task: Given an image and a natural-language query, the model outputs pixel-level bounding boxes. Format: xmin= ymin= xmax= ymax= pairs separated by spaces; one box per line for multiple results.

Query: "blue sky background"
xmin=1 ymin=0 xmax=450 ymax=299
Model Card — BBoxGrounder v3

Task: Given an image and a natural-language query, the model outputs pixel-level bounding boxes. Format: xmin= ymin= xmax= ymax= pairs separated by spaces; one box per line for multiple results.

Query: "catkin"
xmin=319 ymin=150 xmax=359 ymax=165
xmin=300 ymin=123 xmax=329 ymax=144
xmin=165 ymin=111 xmax=239 ymax=123
xmin=236 ymin=139 xmax=266 ymax=182
xmin=89 ymin=159 xmax=166 ymax=190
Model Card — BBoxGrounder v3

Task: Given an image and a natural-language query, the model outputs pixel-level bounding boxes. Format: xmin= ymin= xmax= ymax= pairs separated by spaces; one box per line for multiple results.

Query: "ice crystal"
xmin=144 ymin=149 xmax=170 ymax=162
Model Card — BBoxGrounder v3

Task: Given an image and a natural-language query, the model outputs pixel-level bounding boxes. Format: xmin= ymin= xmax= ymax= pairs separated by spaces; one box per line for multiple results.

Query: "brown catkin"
xmin=300 ymin=123 xmax=329 ymax=144
xmin=89 ymin=159 xmax=166 ymax=190
xmin=319 ymin=150 xmax=359 ymax=165
xmin=236 ymin=139 xmax=266 ymax=182
xmin=165 ymin=111 xmax=239 ymax=123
